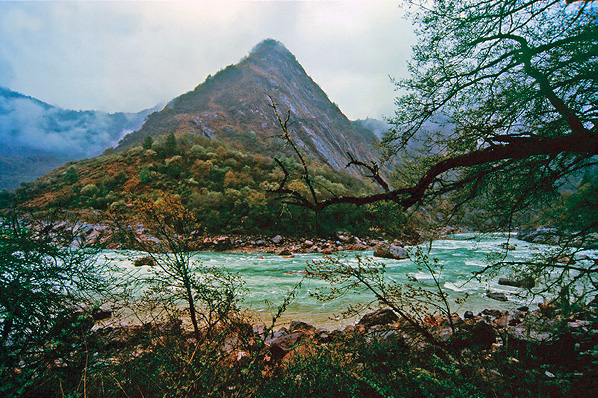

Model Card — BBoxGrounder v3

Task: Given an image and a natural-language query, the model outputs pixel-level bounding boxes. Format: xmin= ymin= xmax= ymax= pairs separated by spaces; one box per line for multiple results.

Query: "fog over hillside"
xmin=0 ymin=87 xmax=158 ymax=189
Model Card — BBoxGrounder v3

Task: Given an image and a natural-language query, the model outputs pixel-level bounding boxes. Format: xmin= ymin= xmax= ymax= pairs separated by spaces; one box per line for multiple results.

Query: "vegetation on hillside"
xmin=1 ymin=0 xmax=597 ymax=397
xmin=9 ymin=132 xmax=411 ymax=238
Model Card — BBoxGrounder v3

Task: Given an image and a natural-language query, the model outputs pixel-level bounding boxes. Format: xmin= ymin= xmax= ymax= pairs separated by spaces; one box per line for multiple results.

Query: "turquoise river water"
xmin=99 ymin=233 xmax=596 ymax=329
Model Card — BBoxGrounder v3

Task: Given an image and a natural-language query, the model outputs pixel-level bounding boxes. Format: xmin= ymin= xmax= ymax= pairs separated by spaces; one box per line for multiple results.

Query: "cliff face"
xmin=118 ymin=39 xmax=380 ymax=172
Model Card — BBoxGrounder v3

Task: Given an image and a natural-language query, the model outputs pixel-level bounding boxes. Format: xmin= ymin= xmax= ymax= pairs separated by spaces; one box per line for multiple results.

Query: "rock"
xmin=322 ymin=248 xmax=333 ymax=255
xmin=134 ymin=256 xmax=155 ymax=267
xmin=272 ymin=235 xmax=283 ymax=244
xmin=304 ymin=240 xmax=314 ymax=247
xmin=358 ymin=308 xmax=399 ymax=328
xmin=338 ymin=235 xmax=351 ymax=243
xmin=517 ymin=306 xmax=529 ymax=312
xmin=493 ymin=313 xmax=512 ymax=328
xmin=481 ymin=309 xmax=503 ymax=318
xmin=91 ymin=307 xmax=112 ymax=321
xmin=269 ymin=331 xmax=307 ymax=359
xmin=290 ymin=320 xmax=316 ymax=332
xmin=256 ymin=239 xmax=265 ymax=246
xmin=499 ymin=243 xmax=516 ymax=250
xmin=213 ymin=236 xmax=232 ymax=251
xmin=373 ymin=244 xmax=409 ymax=260
xmin=450 ymin=320 xmax=496 ymax=350
xmin=487 ymin=291 xmax=508 ymax=302
xmin=498 ymin=277 xmax=535 ymax=289
xmin=278 ymin=248 xmax=292 ymax=256
xmin=464 ymin=311 xmax=475 ymax=319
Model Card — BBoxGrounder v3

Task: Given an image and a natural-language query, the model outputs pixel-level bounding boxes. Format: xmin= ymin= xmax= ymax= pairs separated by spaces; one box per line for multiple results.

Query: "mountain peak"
xmin=249 ymin=39 xmax=294 ymax=59
xmin=118 ymin=39 xmax=380 ymax=173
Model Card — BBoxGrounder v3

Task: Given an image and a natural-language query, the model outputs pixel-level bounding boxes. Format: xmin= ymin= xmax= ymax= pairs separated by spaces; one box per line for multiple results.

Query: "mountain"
xmin=351 ymin=118 xmax=390 ymax=139
xmin=118 ymin=39 xmax=381 ymax=173
xmin=0 ymin=87 xmax=158 ymax=190
xmin=7 ymin=40 xmax=403 ymax=237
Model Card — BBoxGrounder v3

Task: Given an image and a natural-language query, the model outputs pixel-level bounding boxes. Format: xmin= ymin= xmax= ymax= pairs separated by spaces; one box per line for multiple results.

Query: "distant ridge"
xmin=0 ymin=86 xmax=158 ymax=189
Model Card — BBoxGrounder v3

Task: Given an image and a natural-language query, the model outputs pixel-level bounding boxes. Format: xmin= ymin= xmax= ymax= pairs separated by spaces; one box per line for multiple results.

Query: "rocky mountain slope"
xmin=0 ymin=87 xmax=157 ymax=189
xmin=118 ymin=39 xmax=381 ymax=173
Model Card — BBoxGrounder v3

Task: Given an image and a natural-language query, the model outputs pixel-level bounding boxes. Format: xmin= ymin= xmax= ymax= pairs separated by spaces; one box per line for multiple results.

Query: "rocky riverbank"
xmin=70 ymin=220 xmax=420 ymax=256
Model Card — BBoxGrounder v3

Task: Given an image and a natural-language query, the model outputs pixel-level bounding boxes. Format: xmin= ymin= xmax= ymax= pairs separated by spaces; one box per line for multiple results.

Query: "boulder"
xmin=499 ymin=242 xmax=516 ymax=250
xmin=487 ymin=291 xmax=508 ymax=302
xmin=91 ymin=307 xmax=112 ymax=321
xmin=212 ymin=236 xmax=232 ymax=251
xmin=464 ymin=311 xmax=475 ymax=319
xmin=498 ymin=277 xmax=535 ymax=289
xmin=134 ymin=256 xmax=155 ymax=267
xmin=269 ymin=331 xmax=307 ymax=359
xmin=358 ymin=308 xmax=399 ymax=328
xmin=450 ymin=320 xmax=497 ymax=350
xmin=374 ymin=244 xmax=409 ymax=260
xmin=272 ymin=235 xmax=283 ymax=245
xmin=290 ymin=320 xmax=316 ymax=332
xmin=481 ymin=309 xmax=503 ymax=318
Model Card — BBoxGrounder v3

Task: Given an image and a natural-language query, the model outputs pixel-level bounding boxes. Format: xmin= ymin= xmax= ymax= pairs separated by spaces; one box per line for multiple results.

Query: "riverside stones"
xmin=486 ymin=291 xmax=508 ymax=301
xmin=358 ymin=308 xmax=399 ymax=328
xmin=373 ymin=244 xmax=408 ymax=260
xmin=498 ymin=277 xmax=535 ymax=289
xmin=134 ymin=256 xmax=155 ymax=267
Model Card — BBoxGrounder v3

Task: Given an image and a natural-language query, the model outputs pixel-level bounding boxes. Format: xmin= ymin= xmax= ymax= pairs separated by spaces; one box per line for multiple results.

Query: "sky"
xmin=0 ymin=1 xmax=417 ymax=121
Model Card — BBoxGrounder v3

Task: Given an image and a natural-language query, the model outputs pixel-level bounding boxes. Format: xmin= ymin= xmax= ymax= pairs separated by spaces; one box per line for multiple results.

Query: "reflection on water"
xmin=98 ymin=233 xmax=597 ymax=328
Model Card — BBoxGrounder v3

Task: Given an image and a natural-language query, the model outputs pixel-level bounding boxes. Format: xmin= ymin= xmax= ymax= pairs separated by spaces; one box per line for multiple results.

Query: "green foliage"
xmin=258 ymin=335 xmax=482 ymax=398
xmin=11 ymin=132 xmax=407 ymax=238
xmin=0 ymin=213 xmax=106 ymax=397
xmin=142 ymin=135 xmax=154 ymax=150
xmin=64 ymin=165 xmax=78 ymax=184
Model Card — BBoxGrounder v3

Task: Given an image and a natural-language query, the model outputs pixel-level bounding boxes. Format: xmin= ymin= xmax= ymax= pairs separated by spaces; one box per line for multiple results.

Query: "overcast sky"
xmin=0 ymin=1 xmax=416 ymax=120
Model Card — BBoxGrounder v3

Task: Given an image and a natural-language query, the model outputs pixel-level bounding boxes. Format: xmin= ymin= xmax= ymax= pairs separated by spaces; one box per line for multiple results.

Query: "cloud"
xmin=0 ymin=1 xmax=415 ymax=120
xmin=0 ymin=92 xmax=148 ymax=158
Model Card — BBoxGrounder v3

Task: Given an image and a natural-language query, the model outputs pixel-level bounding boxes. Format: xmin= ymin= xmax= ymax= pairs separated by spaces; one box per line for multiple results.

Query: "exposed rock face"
xmin=373 ymin=244 xmax=409 ymax=260
xmin=118 ymin=39 xmax=382 ymax=176
xmin=269 ymin=331 xmax=310 ymax=360
xmin=289 ymin=320 xmax=316 ymax=332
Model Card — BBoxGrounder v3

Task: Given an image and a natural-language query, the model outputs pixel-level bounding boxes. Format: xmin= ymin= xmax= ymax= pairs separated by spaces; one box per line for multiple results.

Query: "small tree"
xmin=164 ymin=133 xmax=177 ymax=157
xmin=0 ymin=212 xmax=106 ymax=395
xmin=142 ymin=135 xmax=154 ymax=150
xmin=114 ymin=195 xmax=244 ymax=341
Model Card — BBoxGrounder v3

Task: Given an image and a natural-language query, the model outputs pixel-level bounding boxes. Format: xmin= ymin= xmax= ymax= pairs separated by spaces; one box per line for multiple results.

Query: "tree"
xmin=0 ymin=212 xmax=106 ymax=395
xmin=142 ymin=135 xmax=154 ymax=150
xmin=274 ymin=0 xmax=596 ymax=215
xmin=164 ymin=132 xmax=177 ymax=157
xmin=270 ymin=0 xmax=597 ymax=304
xmin=111 ymin=195 xmax=244 ymax=341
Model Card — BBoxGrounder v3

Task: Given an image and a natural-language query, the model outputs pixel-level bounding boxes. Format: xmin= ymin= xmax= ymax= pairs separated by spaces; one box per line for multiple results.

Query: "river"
xmin=98 ymin=233 xmax=596 ymax=329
